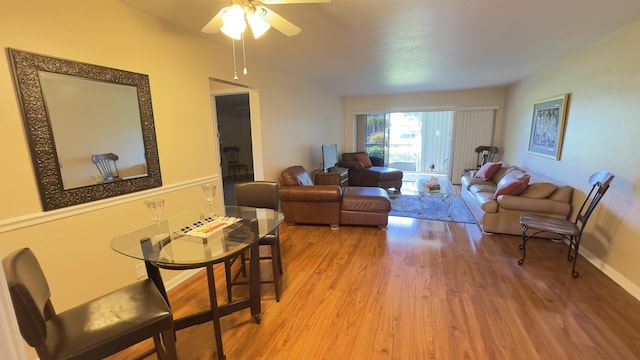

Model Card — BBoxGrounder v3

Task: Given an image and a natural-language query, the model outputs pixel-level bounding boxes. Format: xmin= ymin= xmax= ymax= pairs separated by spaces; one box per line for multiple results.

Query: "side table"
xmin=314 ymin=167 xmax=349 ymax=187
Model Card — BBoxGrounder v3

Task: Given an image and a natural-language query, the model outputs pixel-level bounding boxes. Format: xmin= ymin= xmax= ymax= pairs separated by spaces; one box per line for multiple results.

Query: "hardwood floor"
xmin=108 ymin=217 xmax=640 ymax=359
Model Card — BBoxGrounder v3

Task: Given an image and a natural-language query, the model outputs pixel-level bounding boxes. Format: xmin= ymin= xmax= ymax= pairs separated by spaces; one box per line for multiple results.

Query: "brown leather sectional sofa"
xmin=278 ymin=165 xmax=391 ymax=229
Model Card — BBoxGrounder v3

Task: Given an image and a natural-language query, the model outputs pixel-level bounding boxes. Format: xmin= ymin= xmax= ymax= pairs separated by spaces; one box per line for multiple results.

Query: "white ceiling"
xmin=120 ymin=0 xmax=640 ymax=96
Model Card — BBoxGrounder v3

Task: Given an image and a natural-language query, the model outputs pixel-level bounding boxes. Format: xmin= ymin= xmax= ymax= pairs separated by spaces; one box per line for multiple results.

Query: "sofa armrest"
xmin=497 ymin=195 xmax=571 ymax=216
xmin=462 ymin=169 xmax=479 ymax=178
xmin=337 ymin=160 xmax=365 ymax=170
xmin=279 ymin=185 xmax=342 ymax=202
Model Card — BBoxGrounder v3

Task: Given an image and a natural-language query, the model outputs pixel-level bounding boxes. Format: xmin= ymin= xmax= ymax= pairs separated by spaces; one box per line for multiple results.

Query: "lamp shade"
xmin=221 ymin=5 xmax=246 ymax=40
xmin=246 ymin=11 xmax=271 ymax=39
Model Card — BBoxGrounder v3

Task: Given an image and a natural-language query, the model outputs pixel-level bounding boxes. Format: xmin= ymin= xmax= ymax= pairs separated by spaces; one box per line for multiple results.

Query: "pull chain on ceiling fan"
xmin=201 ymin=0 xmax=331 ymax=80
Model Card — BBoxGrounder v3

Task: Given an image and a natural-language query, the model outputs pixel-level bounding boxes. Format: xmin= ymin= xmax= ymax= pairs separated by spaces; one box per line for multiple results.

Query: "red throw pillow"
xmin=474 ymin=162 xmax=501 ymax=180
xmin=355 ymin=153 xmax=373 ymax=167
xmin=494 ymin=175 xmax=530 ymax=198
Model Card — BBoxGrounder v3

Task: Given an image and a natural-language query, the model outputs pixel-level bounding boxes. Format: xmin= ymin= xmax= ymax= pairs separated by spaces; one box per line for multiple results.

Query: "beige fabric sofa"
xmin=460 ymin=163 xmax=573 ymax=235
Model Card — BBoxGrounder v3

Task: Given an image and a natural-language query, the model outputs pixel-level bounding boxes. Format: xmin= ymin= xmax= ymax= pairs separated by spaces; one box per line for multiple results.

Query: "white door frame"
xmin=209 ymin=83 xmax=264 ymax=180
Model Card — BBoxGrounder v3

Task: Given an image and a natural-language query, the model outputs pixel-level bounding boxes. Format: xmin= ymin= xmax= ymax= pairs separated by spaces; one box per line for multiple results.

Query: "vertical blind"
xmin=450 ymin=109 xmax=497 ymax=183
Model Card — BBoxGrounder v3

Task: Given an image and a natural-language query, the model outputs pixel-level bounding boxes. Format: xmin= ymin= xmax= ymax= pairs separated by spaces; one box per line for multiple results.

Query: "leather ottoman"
xmin=340 ymin=187 xmax=391 ymax=229
xmin=362 ymin=166 xmax=403 ymax=191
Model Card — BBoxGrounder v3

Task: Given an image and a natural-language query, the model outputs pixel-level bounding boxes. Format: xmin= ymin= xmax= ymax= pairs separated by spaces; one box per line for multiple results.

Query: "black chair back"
xmin=235 ymin=181 xmax=279 ymax=211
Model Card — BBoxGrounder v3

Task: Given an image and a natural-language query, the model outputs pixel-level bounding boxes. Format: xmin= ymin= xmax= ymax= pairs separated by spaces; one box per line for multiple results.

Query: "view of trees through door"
xmin=359 ymin=111 xmax=454 ymax=176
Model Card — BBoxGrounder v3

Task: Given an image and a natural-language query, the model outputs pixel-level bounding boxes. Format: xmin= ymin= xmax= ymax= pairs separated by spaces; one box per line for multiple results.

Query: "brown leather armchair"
xmin=338 ymin=152 xmax=403 ymax=192
xmin=279 ymin=165 xmax=343 ymax=227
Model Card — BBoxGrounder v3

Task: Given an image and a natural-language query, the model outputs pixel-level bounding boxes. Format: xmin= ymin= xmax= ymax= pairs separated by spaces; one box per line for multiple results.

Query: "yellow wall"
xmin=503 ymin=20 xmax=640 ymax=297
xmin=0 ymin=0 xmax=342 ymax=330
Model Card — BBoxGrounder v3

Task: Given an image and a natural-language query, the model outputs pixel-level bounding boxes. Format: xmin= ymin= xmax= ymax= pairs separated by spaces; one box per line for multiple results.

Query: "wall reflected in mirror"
xmin=39 ymin=72 xmax=148 ymax=189
xmin=8 ymin=48 xmax=162 ymax=210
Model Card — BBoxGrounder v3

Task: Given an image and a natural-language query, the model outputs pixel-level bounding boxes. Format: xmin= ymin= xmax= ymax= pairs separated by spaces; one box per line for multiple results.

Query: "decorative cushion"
xmin=495 ymin=174 xmax=530 ymax=198
xmin=355 ymin=152 xmax=373 ymax=167
xmin=474 ymin=162 xmax=502 ymax=180
xmin=496 ymin=172 xmax=517 ymax=189
xmin=520 ymin=182 xmax=557 ymax=199
xmin=505 ymin=167 xmax=527 ymax=179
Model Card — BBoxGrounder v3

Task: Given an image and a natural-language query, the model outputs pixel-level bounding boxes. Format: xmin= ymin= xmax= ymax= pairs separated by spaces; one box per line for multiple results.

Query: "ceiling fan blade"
xmin=260 ymin=0 xmax=331 ymax=3
xmin=201 ymin=8 xmax=225 ymax=33
xmin=257 ymin=6 xmax=301 ymax=36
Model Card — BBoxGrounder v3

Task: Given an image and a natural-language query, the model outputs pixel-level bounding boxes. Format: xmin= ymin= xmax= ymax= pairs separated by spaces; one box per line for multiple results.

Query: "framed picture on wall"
xmin=528 ymin=94 xmax=570 ymax=160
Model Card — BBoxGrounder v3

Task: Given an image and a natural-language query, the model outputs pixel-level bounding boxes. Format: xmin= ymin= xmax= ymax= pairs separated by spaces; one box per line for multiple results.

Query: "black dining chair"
xmin=518 ymin=170 xmax=614 ymax=278
xmin=225 ymin=181 xmax=283 ymax=302
xmin=2 ymin=248 xmax=177 ymax=359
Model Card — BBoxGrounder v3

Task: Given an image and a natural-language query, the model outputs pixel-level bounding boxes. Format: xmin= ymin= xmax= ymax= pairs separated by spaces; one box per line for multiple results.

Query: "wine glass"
xmin=144 ymin=198 xmax=165 ymax=235
xmin=202 ymin=183 xmax=217 ymax=215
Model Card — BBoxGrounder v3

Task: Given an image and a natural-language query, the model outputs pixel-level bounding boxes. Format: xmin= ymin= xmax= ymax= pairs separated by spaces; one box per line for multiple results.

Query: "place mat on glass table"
xmin=175 ymin=216 xmax=242 ymax=238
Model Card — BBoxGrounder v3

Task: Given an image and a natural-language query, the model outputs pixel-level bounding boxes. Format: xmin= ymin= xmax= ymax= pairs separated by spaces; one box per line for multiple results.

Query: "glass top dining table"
xmin=110 ymin=205 xmax=282 ymax=360
xmin=111 ymin=205 xmax=281 ymax=267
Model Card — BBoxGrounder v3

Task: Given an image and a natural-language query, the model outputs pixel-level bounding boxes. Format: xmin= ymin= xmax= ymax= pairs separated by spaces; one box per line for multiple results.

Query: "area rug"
xmin=389 ymin=194 xmax=476 ymax=224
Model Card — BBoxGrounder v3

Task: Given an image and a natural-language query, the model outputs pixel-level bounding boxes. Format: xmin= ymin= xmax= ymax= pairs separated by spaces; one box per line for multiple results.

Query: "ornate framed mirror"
xmin=8 ymin=48 xmax=162 ymax=211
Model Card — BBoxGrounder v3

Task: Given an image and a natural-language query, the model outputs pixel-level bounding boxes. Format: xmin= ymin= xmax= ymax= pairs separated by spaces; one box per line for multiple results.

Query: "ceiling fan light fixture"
xmin=221 ymin=5 xmax=246 ymax=40
xmin=246 ymin=11 xmax=271 ymax=39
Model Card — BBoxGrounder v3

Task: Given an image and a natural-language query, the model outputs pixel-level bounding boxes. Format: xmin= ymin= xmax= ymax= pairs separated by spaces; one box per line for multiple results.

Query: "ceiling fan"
xmin=201 ymin=0 xmax=331 ymax=39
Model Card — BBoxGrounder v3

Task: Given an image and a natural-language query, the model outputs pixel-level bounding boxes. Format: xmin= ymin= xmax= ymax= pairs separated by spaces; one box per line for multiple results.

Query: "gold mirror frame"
xmin=8 ymin=48 xmax=162 ymax=211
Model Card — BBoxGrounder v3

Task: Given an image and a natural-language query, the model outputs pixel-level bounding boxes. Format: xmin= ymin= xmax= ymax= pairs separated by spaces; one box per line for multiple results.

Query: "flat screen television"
xmin=321 ymin=144 xmax=338 ymax=172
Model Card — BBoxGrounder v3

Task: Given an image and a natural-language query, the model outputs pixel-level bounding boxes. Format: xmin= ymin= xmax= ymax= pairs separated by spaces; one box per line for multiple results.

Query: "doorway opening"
xmin=215 ymin=93 xmax=254 ymax=205
xmin=358 ymin=111 xmax=454 ymax=179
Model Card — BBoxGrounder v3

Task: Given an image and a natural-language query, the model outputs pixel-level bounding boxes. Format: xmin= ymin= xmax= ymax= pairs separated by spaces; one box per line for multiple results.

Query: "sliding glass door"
xmin=356 ymin=108 xmax=496 ymax=182
xmin=360 ymin=113 xmax=388 ymax=164
xmin=357 ymin=111 xmax=454 ymax=175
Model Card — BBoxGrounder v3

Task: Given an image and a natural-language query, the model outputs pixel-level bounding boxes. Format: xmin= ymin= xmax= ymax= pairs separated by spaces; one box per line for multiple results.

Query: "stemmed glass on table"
xmin=144 ymin=198 xmax=165 ymax=236
xmin=202 ymin=183 xmax=217 ymax=216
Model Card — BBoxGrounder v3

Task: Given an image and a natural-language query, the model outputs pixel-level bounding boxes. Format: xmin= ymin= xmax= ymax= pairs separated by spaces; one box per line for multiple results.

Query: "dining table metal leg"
xmin=206 ymin=265 xmax=226 ymax=360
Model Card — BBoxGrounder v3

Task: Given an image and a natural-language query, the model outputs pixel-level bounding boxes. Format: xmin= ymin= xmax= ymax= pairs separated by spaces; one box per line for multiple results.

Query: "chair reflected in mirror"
xmin=518 ymin=170 xmax=614 ymax=278
xmin=92 ymin=152 xmax=120 ymax=182
xmin=222 ymin=146 xmax=249 ymax=179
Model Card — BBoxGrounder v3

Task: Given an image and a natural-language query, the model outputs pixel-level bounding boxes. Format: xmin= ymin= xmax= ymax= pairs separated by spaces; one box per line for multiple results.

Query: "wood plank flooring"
xmin=108 ymin=217 xmax=640 ymax=359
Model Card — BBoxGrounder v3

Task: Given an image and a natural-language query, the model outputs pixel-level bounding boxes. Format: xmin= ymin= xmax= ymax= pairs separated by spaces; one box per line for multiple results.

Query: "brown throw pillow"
xmin=495 ymin=175 xmax=530 ymax=198
xmin=355 ymin=153 xmax=373 ymax=167
xmin=474 ymin=162 xmax=502 ymax=180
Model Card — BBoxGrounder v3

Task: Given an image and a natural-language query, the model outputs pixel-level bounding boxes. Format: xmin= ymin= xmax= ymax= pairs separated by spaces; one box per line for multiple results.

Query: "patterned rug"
xmin=389 ymin=194 xmax=477 ymax=224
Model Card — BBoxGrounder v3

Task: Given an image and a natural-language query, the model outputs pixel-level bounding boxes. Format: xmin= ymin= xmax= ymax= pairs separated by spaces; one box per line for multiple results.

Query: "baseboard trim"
xmin=579 ymin=246 xmax=640 ymax=301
